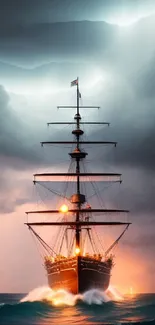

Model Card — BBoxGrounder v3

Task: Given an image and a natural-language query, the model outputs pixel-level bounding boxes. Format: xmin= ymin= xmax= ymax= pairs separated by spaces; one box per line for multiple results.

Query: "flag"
xmin=71 ymin=79 xmax=78 ymax=87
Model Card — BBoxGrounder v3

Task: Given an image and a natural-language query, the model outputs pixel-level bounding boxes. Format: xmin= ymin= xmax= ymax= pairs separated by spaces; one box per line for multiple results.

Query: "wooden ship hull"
xmin=45 ymin=256 xmax=111 ymax=294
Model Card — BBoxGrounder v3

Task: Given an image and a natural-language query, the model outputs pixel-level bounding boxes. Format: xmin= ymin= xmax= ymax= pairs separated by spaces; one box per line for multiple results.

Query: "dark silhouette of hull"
xmin=45 ymin=256 xmax=111 ymax=294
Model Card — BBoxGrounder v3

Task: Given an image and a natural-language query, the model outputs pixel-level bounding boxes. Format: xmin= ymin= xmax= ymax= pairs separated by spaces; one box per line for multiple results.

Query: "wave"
xmin=20 ymin=284 xmax=123 ymax=306
xmin=0 ymin=286 xmax=120 ymax=320
xmin=0 ymin=287 xmax=154 ymax=325
xmin=0 ymin=300 xmax=154 ymax=325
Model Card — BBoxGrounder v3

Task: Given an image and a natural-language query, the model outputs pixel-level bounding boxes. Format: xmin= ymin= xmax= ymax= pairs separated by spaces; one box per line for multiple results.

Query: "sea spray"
xmin=107 ymin=285 xmax=124 ymax=301
xmin=21 ymin=285 xmax=123 ymax=306
xmin=21 ymin=286 xmax=80 ymax=306
xmin=82 ymin=289 xmax=111 ymax=305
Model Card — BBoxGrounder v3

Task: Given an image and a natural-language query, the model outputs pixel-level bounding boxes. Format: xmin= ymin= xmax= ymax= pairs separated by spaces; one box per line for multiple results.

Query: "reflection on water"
xmin=39 ymin=307 xmax=97 ymax=325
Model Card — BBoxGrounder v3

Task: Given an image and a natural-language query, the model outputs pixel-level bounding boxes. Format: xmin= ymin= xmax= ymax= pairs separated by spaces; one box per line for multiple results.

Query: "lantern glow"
xmin=59 ymin=204 xmax=69 ymax=213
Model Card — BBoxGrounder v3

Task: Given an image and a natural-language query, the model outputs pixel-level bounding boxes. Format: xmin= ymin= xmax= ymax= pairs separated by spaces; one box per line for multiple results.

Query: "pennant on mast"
xmin=71 ymin=78 xmax=78 ymax=87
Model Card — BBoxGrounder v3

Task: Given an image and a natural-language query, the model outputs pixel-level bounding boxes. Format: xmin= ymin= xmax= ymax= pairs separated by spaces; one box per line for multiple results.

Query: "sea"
xmin=0 ymin=286 xmax=155 ymax=325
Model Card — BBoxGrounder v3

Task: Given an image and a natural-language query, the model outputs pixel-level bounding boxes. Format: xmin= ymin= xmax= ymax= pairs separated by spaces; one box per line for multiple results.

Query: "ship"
xmin=25 ymin=78 xmax=131 ymax=294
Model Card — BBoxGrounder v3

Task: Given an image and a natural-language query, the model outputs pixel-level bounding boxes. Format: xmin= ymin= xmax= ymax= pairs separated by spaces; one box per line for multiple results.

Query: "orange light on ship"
xmin=75 ymin=247 xmax=80 ymax=255
xmin=59 ymin=204 xmax=68 ymax=213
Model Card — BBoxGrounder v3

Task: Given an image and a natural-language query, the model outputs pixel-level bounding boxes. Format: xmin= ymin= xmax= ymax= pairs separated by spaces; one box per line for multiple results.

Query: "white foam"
xmin=21 ymin=285 xmax=124 ymax=306
xmin=82 ymin=289 xmax=111 ymax=304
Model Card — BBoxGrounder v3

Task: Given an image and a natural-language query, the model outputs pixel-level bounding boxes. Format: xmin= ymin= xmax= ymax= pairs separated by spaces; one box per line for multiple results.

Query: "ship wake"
xmin=20 ymin=285 xmax=123 ymax=306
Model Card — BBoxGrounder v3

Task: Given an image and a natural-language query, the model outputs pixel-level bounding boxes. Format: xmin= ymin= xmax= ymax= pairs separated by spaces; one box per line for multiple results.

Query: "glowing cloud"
xmin=107 ymin=12 xmax=154 ymax=27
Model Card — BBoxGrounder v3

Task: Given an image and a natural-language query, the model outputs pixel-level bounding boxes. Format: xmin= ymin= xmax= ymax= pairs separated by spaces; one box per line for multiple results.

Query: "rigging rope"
xmin=28 ymin=225 xmax=57 ymax=255
xmin=92 ymin=227 xmax=105 ymax=253
xmin=29 ymin=225 xmax=45 ymax=261
xmin=68 ymin=230 xmax=75 ymax=256
xmin=81 ymin=229 xmax=88 ymax=254
xmin=36 ymin=181 xmax=70 ymax=201
xmin=58 ymin=227 xmax=67 ymax=254
xmin=82 ymin=162 xmax=106 ymax=209
xmin=104 ymin=224 xmax=129 ymax=256
xmin=87 ymin=229 xmax=96 ymax=254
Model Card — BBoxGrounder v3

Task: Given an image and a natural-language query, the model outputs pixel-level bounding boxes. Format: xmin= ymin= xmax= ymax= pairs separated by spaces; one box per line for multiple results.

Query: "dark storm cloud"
xmin=0 ymin=12 xmax=154 ymax=68
xmin=0 ymin=21 xmax=116 ymax=66
xmin=0 ymin=83 xmax=79 ymax=170
xmin=0 ymin=173 xmax=30 ymax=213
xmin=123 ymin=233 xmax=155 ymax=249
xmin=108 ymin=109 xmax=155 ymax=172
xmin=0 ymin=5 xmax=155 ymax=216
xmin=0 ymin=0 xmax=155 ymax=66
xmin=112 ymin=171 xmax=155 ymax=215
xmin=0 ymin=0 xmax=155 ymax=25
xmin=0 ymin=85 xmax=46 ymax=167
xmin=133 ymin=58 xmax=155 ymax=98
xmin=0 ymin=61 xmax=100 ymax=86
xmin=88 ymin=73 xmax=155 ymax=173
xmin=0 ymin=15 xmax=155 ymax=175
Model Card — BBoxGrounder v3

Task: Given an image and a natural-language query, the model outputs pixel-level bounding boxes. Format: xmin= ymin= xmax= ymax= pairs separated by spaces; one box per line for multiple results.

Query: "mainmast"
xmin=70 ymin=78 xmax=97 ymax=252
xmin=75 ymin=78 xmax=82 ymax=251
xmin=26 ymin=78 xmax=130 ymax=257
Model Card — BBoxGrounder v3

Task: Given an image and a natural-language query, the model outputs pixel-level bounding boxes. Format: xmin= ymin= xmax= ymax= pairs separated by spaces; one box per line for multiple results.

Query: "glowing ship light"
xmin=59 ymin=204 xmax=69 ymax=213
xmin=75 ymin=247 xmax=80 ymax=255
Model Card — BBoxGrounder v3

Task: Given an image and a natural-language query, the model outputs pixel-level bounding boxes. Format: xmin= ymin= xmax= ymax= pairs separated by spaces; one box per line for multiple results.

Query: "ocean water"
xmin=0 ymin=286 xmax=155 ymax=325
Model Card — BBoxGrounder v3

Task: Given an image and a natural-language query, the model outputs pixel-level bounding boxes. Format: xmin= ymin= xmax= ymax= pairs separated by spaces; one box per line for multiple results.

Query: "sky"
xmin=0 ymin=0 xmax=155 ymax=294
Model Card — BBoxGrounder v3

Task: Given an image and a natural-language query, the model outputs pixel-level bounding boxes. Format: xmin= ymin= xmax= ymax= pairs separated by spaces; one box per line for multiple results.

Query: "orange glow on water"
xmin=125 ymin=286 xmax=136 ymax=298
xmin=107 ymin=285 xmax=124 ymax=301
